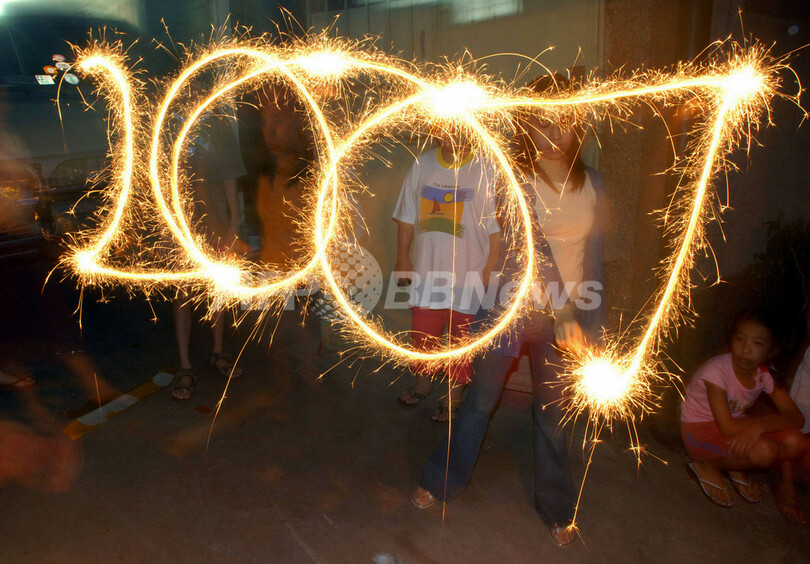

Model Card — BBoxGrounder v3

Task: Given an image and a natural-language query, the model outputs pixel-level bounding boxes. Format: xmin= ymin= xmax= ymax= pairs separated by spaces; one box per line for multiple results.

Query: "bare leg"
xmin=776 ymin=461 xmax=806 ymax=524
xmin=433 ymin=311 xmax=473 ymax=421
xmin=173 ymin=299 xmax=193 ymax=371
xmin=211 ymin=309 xmax=226 ymax=356
xmin=208 ymin=309 xmax=242 ymax=378
xmin=774 ymin=431 xmax=808 ymax=523
xmin=399 ymin=309 xmax=442 ymax=407
xmin=172 ymin=299 xmax=195 ymax=400
xmin=449 ymin=383 xmax=466 ymax=405
xmin=696 ymin=438 xmax=777 ymax=505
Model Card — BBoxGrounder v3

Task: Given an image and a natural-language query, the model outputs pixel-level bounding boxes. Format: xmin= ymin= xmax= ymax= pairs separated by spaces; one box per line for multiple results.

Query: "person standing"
xmin=393 ymin=124 xmax=502 ymax=422
xmin=412 ymin=74 xmax=607 ymax=547
xmin=171 ymin=114 xmax=247 ymax=400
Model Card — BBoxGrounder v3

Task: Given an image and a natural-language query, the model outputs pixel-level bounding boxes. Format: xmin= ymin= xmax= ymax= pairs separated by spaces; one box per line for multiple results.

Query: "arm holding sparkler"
xmin=553 ymin=303 xmax=585 ymax=352
xmin=413 ymin=74 xmax=606 ymax=547
xmin=548 ymin=167 xmax=607 ymax=352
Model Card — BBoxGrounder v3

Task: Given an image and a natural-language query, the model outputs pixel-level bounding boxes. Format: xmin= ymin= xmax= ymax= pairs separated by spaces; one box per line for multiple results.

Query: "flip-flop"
xmin=687 ymin=462 xmax=732 ymax=508
xmin=729 ymin=475 xmax=762 ymax=503
xmin=411 ymin=486 xmax=437 ymax=509
xmin=397 ymin=386 xmax=427 ymax=410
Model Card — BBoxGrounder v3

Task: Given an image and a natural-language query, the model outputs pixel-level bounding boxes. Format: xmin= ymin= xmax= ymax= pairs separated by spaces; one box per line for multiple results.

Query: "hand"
xmin=553 ymin=303 xmax=585 ymax=352
xmin=727 ymin=423 xmax=764 ymax=459
xmin=482 ymin=267 xmax=496 ymax=289
xmin=394 ymin=257 xmax=414 ymax=286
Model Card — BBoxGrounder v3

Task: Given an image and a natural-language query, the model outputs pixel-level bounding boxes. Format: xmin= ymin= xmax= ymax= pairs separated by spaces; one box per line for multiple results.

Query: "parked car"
xmin=0 ymin=7 xmax=142 ymax=259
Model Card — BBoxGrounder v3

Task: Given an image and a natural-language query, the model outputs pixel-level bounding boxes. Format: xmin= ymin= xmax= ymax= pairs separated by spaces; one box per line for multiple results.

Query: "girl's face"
xmin=526 ymin=116 xmax=576 ymax=163
xmin=434 ymin=124 xmax=471 ymax=153
xmin=730 ymin=320 xmax=773 ymax=374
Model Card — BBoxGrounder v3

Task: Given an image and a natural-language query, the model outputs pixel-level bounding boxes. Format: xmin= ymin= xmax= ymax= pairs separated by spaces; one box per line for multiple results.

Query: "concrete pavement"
xmin=0 ymin=269 xmax=809 ymax=563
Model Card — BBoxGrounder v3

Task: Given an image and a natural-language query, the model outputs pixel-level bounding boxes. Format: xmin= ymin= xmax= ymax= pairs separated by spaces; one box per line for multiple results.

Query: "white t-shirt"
xmin=681 ymin=353 xmax=775 ymax=423
xmin=392 ymin=148 xmax=500 ymax=315
xmin=532 ymin=173 xmax=596 ymax=299
xmin=789 ymin=347 xmax=810 ymax=433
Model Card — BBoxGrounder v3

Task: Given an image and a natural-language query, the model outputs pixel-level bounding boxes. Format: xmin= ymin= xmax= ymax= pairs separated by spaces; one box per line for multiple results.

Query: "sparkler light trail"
xmin=63 ymin=32 xmax=796 ymax=526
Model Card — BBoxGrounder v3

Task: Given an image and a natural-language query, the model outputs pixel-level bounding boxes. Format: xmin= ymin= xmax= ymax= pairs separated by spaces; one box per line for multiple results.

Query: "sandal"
xmin=411 ymin=486 xmax=437 ymax=509
xmin=431 ymin=404 xmax=460 ymax=423
xmin=397 ymin=386 xmax=427 ymax=409
xmin=549 ymin=521 xmax=576 ymax=547
xmin=729 ymin=474 xmax=762 ymax=503
xmin=687 ymin=462 xmax=732 ymax=508
xmin=171 ymin=369 xmax=196 ymax=401
xmin=209 ymin=353 xmax=242 ymax=379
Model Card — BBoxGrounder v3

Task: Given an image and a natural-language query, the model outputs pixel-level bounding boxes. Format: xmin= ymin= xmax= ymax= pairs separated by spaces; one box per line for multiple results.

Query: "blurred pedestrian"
xmin=171 ymin=113 xmax=247 ymax=400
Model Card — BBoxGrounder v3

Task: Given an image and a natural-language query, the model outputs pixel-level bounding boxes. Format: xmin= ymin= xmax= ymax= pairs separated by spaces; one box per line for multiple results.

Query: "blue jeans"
xmin=419 ymin=311 xmax=576 ymax=526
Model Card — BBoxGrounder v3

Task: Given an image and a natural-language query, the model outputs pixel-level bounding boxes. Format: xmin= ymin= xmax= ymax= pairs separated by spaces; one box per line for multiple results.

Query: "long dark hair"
xmin=513 ymin=74 xmax=587 ymax=192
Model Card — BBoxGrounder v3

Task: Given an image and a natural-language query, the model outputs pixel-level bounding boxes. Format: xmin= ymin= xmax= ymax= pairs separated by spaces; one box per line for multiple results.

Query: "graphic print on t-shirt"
xmin=728 ymin=399 xmax=749 ymax=415
xmin=418 ymin=185 xmax=473 ymax=237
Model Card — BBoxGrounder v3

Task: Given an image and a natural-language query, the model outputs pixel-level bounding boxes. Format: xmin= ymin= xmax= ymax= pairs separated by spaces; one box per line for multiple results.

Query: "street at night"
xmin=1 ymin=256 xmax=808 ymax=561
xmin=3 ymin=0 xmax=810 ymax=562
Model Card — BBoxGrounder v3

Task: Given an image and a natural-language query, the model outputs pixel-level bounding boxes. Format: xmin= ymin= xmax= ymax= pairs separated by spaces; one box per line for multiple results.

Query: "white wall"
xmin=308 ymin=0 xmax=604 ymax=79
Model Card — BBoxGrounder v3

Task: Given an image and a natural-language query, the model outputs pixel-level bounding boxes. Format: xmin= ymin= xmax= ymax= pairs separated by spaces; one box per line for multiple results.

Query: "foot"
xmin=687 ymin=461 xmax=732 ymax=507
xmin=171 ymin=369 xmax=196 ymax=401
xmin=431 ymin=404 xmax=460 ymax=423
xmin=411 ymin=486 xmax=437 ymax=509
xmin=0 ymin=370 xmax=36 ymax=390
xmin=209 ymin=353 xmax=242 ymax=379
xmin=776 ymin=483 xmax=807 ymax=524
xmin=728 ymin=471 xmax=762 ymax=503
xmin=397 ymin=380 xmax=432 ymax=409
xmin=549 ymin=521 xmax=577 ymax=547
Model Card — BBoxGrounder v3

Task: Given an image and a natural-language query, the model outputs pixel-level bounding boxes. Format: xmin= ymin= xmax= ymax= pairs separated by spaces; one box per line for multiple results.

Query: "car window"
xmin=8 ymin=16 xmax=129 ymax=74
xmin=0 ymin=24 xmax=22 ymax=77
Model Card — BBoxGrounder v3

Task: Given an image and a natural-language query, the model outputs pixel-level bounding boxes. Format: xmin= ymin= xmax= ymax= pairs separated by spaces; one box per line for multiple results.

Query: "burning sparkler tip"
xmin=296 ymin=49 xmax=354 ymax=80
xmin=424 ymin=80 xmax=489 ymax=119
xmin=723 ymin=65 xmax=766 ymax=102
